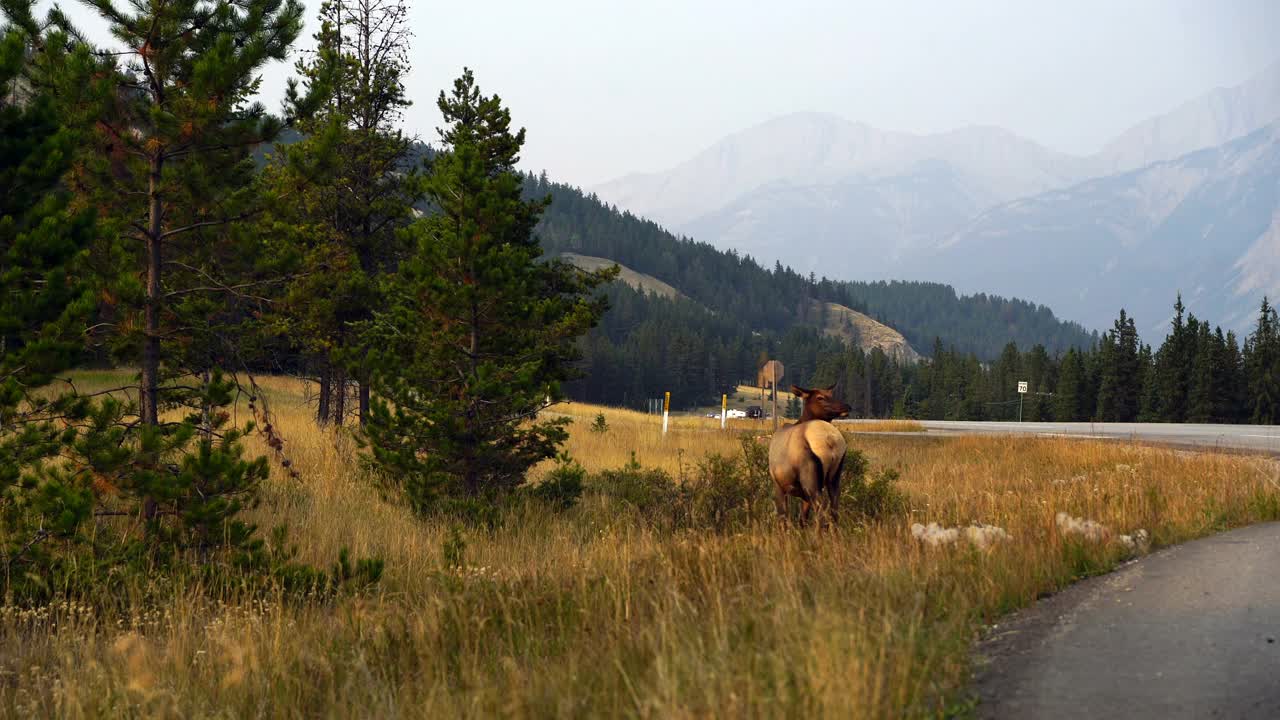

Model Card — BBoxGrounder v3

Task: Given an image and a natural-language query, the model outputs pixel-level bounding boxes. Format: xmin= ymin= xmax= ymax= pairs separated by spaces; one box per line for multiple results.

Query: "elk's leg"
xmin=825 ymin=456 xmax=845 ymax=529
xmin=797 ymin=450 xmax=823 ymax=528
xmin=773 ymin=483 xmax=789 ymax=524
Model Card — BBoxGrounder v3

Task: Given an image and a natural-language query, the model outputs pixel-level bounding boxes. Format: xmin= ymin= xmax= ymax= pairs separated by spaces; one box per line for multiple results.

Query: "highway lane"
xmin=841 ymin=419 xmax=1280 ymax=454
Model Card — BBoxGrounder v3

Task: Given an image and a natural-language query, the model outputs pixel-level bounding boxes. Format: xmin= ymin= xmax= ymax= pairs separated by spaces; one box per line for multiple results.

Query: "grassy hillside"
xmin=807 ymin=299 xmax=922 ymax=362
xmin=560 ymin=252 xmax=686 ymax=300
xmin=565 ymin=253 xmax=923 ymax=362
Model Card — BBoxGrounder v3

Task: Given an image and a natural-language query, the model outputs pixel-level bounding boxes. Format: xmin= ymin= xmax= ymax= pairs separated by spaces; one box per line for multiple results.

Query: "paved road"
xmin=973 ymin=522 xmax=1280 ymax=719
xmin=856 ymin=420 xmax=1280 ymax=454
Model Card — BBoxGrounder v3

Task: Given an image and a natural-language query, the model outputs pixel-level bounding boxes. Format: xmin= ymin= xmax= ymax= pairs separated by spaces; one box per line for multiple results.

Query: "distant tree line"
xmin=810 ymin=297 xmax=1280 ymax=424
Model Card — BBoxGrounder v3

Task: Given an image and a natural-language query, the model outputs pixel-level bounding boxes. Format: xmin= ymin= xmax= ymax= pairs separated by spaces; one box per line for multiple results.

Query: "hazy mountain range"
xmin=594 ymin=59 xmax=1280 ymax=335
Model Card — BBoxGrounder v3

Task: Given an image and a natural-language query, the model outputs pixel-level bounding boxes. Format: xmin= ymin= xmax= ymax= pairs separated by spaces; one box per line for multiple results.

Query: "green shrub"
xmin=441 ymin=525 xmax=467 ymax=570
xmin=840 ymin=452 xmax=908 ymax=523
xmin=427 ymin=495 xmax=507 ymax=531
xmin=681 ymin=447 xmax=772 ymax=531
xmin=257 ymin=526 xmax=384 ymax=599
xmin=525 ymin=454 xmax=586 ymax=510
xmin=590 ymin=452 xmax=681 ymax=527
xmin=587 ymin=444 xmax=772 ymax=533
xmin=738 ymin=434 xmax=772 ymax=484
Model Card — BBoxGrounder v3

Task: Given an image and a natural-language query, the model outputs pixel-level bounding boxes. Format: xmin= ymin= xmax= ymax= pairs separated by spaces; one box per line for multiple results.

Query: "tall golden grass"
xmin=2 ymin=373 xmax=1277 ymax=718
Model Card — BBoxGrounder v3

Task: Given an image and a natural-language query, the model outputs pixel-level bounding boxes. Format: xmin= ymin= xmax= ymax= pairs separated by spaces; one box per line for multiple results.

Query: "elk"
xmin=768 ymin=384 xmax=851 ymax=527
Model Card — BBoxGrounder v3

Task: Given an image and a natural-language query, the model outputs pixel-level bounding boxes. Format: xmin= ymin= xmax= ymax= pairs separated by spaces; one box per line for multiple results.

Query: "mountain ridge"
xmin=1098 ymin=59 xmax=1280 ymax=173
xmin=590 ymin=58 xmax=1280 ymax=333
xmin=927 ymin=120 xmax=1280 ymax=333
xmin=594 ymin=112 xmax=1092 ymax=231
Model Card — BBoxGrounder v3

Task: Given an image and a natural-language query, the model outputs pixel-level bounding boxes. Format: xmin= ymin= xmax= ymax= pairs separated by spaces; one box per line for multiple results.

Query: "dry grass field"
xmin=3 ymin=372 xmax=1278 ymax=718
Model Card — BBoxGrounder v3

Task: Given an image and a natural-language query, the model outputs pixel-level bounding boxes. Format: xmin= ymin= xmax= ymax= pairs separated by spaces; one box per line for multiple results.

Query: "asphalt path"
xmin=973 ymin=522 xmax=1280 ymax=719
xmin=846 ymin=419 xmax=1280 ymax=454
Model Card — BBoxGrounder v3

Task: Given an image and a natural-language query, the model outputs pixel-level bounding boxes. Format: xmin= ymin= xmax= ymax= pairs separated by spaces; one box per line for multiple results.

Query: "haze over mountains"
xmin=594 ymin=60 xmax=1280 ymax=335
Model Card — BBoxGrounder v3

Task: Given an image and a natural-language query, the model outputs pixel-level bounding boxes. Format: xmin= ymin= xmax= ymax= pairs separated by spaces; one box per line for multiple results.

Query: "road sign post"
xmin=662 ymin=391 xmax=670 ymax=435
xmin=1017 ymin=381 xmax=1028 ymax=422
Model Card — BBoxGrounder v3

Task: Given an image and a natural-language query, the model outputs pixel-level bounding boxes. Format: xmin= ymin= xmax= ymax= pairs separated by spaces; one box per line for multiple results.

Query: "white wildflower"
xmin=1118 ymin=528 xmax=1151 ymax=554
xmin=964 ymin=523 xmax=1012 ymax=549
xmin=1055 ymin=511 xmax=1109 ymax=542
xmin=912 ymin=522 xmax=1010 ymax=549
xmin=911 ymin=522 xmax=959 ymax=547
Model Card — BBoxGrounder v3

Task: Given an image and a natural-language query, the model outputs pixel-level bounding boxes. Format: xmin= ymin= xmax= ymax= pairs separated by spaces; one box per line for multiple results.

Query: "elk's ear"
xmin=790 ymin=385 xmax=809 ymax=398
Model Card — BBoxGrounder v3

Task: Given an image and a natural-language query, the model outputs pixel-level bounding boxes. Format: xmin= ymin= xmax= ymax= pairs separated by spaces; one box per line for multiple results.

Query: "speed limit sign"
xmin=1017 ymin=381 xmax=1028 ymax=394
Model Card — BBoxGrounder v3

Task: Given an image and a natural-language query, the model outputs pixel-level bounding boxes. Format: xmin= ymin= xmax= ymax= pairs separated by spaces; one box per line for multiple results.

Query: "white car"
xmin=725 ymin=409 xmax=748 ymax=419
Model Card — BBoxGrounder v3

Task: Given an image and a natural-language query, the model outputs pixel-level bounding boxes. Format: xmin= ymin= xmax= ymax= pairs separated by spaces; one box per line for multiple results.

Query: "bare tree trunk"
xmin=865 ymin=372 xmax=872 ymax=418
xmin=332 ymin=367 xmax=346 ymax=427
xmin=317 ymin=363 xmax=331 ymax=426
xmin=200 ymin=369 xmax=212 ymax=441
xmin=141 ymin=153 xmax=163 ymax=427
xmin=465 ymin=291 xmax=479 ymax=494
xmin=141 ymin=151 xmax=164 ymax=520
xmin=358 ymin=381 xmax=370 ymax=427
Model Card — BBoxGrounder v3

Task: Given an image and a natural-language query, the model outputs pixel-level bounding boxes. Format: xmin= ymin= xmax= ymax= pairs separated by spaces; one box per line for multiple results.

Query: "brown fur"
xmin=767 ymin=385 xmax=850 ymax=526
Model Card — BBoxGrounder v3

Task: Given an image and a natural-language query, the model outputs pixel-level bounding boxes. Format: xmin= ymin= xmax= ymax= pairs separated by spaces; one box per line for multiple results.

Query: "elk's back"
xmin=801 ymin=420 xmax=846 ymax=473
xmin=768 ymin=420 xmax=847 ymax=488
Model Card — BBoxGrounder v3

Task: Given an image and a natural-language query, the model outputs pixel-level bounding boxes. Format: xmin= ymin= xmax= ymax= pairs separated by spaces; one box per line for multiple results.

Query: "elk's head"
xmin=791 ymin=384 xmax=850 ymax=422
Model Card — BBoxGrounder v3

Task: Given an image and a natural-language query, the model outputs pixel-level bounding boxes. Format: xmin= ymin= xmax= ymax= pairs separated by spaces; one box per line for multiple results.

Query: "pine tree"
xmin=1218 ymin=330 xmax=1245 ymax=423
xmin=61 ymin=0 xmax=303 ymax=429
xmin=1096 ymin=309 xmax=1141 ymax=421
xmin=1244 ymin=297 xmax=1279 ymax=424
xmin=363 ymin=70 xmax=613 ymax=506
xmin=920 ymin=337 xmax=946 ymax=420
xmin=0 ymin=14 xmax=97 ymax=380
xmin=1138 ymin=343 xmax=1161 ymax=422
xmin=263 ymin=0 xmax=419 ymax=427
xmin=0 ymin=11 xmax=103 ymax=597
xmin=1152 ymin=295 xmax=1192 ymax=422
xmin=1081 ymin=339 xmax=1102 ymax=420
xmin=4 ymin=0 xmax=309 ymax=573
xmin=785 ymin=395 xmax=801 ymax=419
xmin=995 ymin=341 xmax=1022 ymax=411
xmin=1187 ymin=321 xmax=1215 ymax=423
xmin=1052 ymin=348 xmax=1080 ymax=421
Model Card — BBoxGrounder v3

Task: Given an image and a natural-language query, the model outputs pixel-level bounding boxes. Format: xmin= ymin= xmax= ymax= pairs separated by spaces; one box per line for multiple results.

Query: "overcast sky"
xmin=53 ymin=0 xmax=1280 ymax=187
